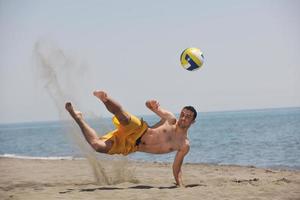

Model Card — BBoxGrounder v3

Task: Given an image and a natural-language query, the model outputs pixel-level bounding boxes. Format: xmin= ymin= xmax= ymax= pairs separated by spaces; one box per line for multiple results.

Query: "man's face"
xmin=177 ymin=108 xmax=195 ymax=129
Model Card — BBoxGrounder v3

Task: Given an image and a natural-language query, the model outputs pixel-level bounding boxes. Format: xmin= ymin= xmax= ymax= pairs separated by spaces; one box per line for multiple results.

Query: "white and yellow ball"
xmin=180 ymin=47 xmax=204 ymax=71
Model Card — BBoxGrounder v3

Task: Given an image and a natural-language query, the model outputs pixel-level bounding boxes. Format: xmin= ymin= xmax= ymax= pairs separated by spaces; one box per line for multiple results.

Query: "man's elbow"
xmin=182 ymin=144 xmax=190 ymax=155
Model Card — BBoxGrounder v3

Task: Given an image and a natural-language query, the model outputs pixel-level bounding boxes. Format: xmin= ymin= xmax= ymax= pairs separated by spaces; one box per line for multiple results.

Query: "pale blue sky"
xmin=0 ymin=0 xmax=299 ymax=123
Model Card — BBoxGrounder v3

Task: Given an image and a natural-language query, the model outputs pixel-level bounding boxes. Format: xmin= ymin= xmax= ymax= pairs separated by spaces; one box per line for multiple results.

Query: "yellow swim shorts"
xmin=99 ymin=113 xmax=148 ymax=155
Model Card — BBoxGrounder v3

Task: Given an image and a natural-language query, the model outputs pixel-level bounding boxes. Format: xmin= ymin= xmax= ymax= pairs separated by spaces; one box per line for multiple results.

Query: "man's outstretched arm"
xmin=145 ymin=100 xmax=176 ymax=124
xmin=173 ymin=144 xmax=190 ymax=187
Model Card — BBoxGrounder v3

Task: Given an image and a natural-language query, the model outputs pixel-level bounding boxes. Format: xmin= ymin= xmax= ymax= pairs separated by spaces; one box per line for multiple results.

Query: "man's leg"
xmin=65 ymin=102 xmax=111 ymax=153
xmin=93 ymin=90 xmax=130 ymax=126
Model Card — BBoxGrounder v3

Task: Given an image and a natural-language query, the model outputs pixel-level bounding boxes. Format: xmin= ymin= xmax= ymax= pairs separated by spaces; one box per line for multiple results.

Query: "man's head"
xmin=177 ymin=106 xmax=197 ymax=129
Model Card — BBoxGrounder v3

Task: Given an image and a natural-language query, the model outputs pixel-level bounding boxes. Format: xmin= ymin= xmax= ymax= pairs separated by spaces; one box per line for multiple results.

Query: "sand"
xmin=0 ymin=157 xmax=300 ymax=200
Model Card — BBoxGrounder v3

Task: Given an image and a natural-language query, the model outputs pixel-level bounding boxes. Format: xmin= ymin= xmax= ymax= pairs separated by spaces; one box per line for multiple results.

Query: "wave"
xmin=0 ymin=154 xmax=83 ymax=160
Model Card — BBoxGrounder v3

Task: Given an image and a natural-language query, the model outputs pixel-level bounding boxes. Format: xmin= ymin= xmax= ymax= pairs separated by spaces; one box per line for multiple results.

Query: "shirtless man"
xmin=65 ymin=90 xmax=197 ymax=186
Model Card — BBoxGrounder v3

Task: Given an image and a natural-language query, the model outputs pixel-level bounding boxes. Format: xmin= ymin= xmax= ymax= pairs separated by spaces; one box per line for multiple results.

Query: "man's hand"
xmin=175 ymin=182 xmax=185 ymax=188
xmin=173 ymin=144 xmax=190 ymax=187
xmin=145 ymin=100 xmax=160 ymax=111
xmin=146 ymin=99 xmax=176 ymax=124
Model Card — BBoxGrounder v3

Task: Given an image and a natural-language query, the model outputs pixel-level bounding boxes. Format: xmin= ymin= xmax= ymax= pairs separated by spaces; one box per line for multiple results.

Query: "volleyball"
xmin=180 ymin=47 xmax=204 ymax=71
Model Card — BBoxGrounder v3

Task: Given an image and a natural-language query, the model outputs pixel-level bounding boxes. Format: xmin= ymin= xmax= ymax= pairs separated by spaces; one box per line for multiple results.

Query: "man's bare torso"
xmin=137 ymin=121 xmax=189 ymax=154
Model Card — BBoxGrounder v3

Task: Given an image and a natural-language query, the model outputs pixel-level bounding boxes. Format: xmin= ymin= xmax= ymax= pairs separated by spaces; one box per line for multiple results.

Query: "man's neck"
xmin=175 ymin=124 xmax=189 ymax=135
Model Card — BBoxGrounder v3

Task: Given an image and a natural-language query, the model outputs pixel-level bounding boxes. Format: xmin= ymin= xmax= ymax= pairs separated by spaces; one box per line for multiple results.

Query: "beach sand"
xmin=1 ymin=157 xmax=300 ymax=200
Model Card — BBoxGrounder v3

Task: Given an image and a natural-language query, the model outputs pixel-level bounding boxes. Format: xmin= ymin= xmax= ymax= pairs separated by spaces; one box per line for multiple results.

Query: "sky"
xmin=0 ymin=0 xmax=299 ymax=124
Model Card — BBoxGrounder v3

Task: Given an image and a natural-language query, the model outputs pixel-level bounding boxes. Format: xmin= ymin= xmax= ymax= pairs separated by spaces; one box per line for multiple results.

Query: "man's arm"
xmin=145 ymin=100 xmax=176 ymax=124
xmin=172 ymin=144 xmax=190 ymax=187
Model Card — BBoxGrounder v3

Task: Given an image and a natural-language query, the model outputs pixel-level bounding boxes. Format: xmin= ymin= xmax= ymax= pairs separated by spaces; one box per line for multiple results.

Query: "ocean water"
xmin=1 ymin=107 xmax=300 ymax=170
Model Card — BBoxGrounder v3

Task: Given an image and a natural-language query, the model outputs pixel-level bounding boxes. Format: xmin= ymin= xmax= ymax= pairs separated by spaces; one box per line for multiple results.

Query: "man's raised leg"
xmin=93 ymin=90 xmax=130 ymax=126
xmin=65 ymin=102 xmax=110 ymax=153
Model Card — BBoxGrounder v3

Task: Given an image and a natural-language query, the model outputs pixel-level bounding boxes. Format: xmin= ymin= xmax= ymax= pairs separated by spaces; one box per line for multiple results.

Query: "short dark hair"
xmin=183 ymin=106 xmax=197 ymax=120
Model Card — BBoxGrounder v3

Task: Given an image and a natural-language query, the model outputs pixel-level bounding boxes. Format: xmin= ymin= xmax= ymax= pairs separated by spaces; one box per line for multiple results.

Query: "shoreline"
xmin=1 ymin=154 xmax=300 ymax=172
xmin=1 ymin=157 xmax=300 ymax=200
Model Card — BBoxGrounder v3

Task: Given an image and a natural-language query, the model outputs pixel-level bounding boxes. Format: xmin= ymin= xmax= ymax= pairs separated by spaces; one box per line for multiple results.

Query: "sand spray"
xmin=33 ymin=39 xmax=137 ymax=185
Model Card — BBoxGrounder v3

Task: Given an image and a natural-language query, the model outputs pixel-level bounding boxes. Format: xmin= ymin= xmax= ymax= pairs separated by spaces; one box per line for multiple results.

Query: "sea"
xmin=1 ymin=107 xmax=300 ymax=170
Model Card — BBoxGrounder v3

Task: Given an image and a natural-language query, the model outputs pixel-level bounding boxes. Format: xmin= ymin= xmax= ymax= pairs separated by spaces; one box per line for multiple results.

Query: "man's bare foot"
xmin=93 ymin=90 xmax=108 ymax=102
xmin=65 ymin=102 xmax=83 ymax=120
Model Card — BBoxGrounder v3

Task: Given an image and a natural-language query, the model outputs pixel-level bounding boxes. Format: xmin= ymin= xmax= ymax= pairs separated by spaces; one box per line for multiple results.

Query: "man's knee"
xmin=90 ymin=140 xmax=107 ymax=153
xmin=104 ymin=100 xmax=122 ymax=115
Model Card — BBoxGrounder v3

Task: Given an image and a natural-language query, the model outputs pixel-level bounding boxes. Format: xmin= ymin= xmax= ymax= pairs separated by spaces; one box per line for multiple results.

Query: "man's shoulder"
xmin=160 ymin=120 xmax=177 ymax=129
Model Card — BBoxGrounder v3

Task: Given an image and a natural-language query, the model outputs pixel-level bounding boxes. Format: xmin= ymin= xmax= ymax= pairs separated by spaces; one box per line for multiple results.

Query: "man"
xmin=65 ymin=90 xmax=197 ymax=186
